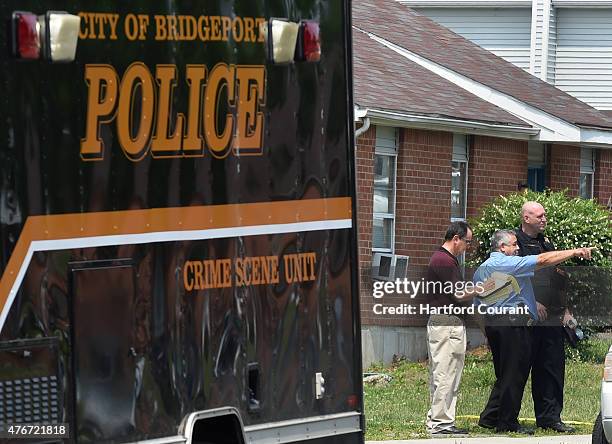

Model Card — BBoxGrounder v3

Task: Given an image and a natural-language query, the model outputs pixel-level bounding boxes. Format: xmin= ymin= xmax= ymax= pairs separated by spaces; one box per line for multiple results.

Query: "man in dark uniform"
xmin=515 ymin=201 xmax=575 ymax=433
xmin=475 ymin=230 xmax=592 ymax=434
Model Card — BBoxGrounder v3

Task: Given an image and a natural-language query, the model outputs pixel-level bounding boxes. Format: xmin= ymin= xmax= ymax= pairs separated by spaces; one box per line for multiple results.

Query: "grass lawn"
xmin=364 ymin=337 xmax=610 ymax=440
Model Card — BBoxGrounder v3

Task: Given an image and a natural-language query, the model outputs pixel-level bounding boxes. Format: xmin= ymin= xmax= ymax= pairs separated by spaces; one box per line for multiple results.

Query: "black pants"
xmin=480 ymin=325 xmax=533 ymax=431
xmin=531 ymin=325 xmax=565 ymax=426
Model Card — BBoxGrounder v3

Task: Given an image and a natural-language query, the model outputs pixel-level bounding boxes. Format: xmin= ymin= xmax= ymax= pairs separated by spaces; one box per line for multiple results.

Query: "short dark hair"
xmin=444 ymin=221 xmax=471 ymax=241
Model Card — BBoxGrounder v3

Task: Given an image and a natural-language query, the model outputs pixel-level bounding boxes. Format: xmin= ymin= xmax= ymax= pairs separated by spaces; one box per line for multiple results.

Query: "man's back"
xmin=474 ymin=252 xmax=538 ymax=320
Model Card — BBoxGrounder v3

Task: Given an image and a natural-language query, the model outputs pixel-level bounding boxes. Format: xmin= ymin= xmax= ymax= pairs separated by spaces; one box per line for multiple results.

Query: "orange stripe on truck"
xmin=0 ymin=197 xmax=352 ymax=321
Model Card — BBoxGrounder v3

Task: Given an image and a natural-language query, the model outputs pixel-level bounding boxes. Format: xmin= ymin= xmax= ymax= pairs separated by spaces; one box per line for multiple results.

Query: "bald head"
xmin=521 ymin=201 xmax=544 ymax=217
xmin=521 ymin=201 xmax=547 ymax=236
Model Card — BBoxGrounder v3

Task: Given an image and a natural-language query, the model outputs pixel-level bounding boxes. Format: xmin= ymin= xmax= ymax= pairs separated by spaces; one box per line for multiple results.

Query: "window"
xmin=579 ymin=147 xmax=595 ymax=199
xmin=372 ymin=126 xmax=397 ymax=252
xmin=528 ymin=142 xmax=547 ymax=192
xmin=451 ymin=134 xmax=468 ymax=220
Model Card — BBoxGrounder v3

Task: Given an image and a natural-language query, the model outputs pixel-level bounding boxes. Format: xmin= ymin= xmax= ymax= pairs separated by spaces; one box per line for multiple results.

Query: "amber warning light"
xmin=11 ymin=11 xmax=80 ymax=62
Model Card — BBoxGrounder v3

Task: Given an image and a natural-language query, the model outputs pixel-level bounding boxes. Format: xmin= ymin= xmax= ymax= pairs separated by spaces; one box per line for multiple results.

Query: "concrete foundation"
xmin=361 ymin=325 xmax=487 ymax=368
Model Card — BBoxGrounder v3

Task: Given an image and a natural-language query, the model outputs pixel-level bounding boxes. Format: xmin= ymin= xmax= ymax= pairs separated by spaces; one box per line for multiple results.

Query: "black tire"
xmin=594 ymin=413 xmax=610 ymax=444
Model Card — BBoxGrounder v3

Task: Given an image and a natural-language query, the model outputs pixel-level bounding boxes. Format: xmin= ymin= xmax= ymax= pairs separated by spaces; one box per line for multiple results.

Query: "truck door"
xmin=70 ymin=260 xmax=137 ymax=442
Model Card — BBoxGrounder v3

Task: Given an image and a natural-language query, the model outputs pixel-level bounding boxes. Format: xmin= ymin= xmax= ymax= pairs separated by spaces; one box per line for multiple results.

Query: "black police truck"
xmin=0 ymin=1 xmax=363 ymax=443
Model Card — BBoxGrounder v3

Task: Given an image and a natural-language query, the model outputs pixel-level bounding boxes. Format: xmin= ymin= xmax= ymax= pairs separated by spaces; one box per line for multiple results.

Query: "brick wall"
xmin=467 ymin=136 xmax=528 ymax=219
xmin=356 ymin=126 xmax=452 ymax=327
xmin=595 ymin=149 xmax=612 ymax=207
xmin=548 ymin=144 xmax=580 ymax=196
xmin=356 ymin=125 xmax=612 ymax=334
xmin=392 ymin=129 xmax=453 ymax=327
xmin=395 ymin=129 xmax=452 ymax=266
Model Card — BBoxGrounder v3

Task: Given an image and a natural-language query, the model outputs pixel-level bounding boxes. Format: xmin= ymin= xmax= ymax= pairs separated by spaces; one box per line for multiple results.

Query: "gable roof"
xmin=352 ymin=0 xmax=612 ymax=130
xmin=353 ymin=29 xmax=529 ymax=127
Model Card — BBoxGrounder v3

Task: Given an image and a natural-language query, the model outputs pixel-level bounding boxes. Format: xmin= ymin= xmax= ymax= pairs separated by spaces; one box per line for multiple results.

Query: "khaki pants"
xmin=426 ymin=314 xmax=466 ymax=432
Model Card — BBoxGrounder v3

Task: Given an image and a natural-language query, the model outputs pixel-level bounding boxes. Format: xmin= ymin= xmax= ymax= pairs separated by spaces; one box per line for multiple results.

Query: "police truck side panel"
xmin=0 ymin=1 xmax=363 ymax=443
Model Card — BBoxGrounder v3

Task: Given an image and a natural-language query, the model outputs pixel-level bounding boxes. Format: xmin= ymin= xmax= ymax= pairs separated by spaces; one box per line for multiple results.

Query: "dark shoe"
xmin=478 ymin=420 xmax=495 ymax=429
xmin=516 ymin=426 xmax=535 ymax=435
xmin=496 ymin=426 xmax=535 ymax=435
xmin=431 ymin=426 xmax=469 ymax=435
xmin=539 ymin=422 xmax=576 ymax=433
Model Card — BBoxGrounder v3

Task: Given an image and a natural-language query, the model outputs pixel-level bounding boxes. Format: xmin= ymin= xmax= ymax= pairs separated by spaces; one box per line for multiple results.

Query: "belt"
xmin=485 ymin=314 xmax=536 ymax=327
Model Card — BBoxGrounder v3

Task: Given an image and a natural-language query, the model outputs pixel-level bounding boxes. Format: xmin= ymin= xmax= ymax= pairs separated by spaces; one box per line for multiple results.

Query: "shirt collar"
xmin=437 ymin=246 xmax=459 ymax=265
xmin=517 ymin=227 xmax=544 ymax=242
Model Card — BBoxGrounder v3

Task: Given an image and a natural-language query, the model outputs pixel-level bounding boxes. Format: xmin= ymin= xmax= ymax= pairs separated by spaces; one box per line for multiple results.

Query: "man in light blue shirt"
xmin=473 ymin=251 xmax=538 ymax=320
xmin=474 ymin=229 xmax=592 ymax=434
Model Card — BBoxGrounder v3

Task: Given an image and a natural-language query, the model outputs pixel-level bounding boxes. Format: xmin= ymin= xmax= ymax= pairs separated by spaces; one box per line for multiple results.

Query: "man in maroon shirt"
xmin=426 ymin=221 xmax=485 ymax=435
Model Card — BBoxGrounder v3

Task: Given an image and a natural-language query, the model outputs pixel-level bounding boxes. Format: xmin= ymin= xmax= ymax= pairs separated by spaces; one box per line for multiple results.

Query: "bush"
xmin=467 ymin=189 xmax=612 ymax=327
xmin=467 ymin=189 xmax=612 ymax=266
xmin=565 ymin=335 xmax=611 ymax=363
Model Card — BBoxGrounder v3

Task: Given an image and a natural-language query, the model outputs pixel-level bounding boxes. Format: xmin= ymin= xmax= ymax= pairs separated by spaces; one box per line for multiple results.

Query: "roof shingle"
xmin=352 ymin=0 xmax=612 ymax=129
xmin=353 ymin=29 xmax=529 ymax=126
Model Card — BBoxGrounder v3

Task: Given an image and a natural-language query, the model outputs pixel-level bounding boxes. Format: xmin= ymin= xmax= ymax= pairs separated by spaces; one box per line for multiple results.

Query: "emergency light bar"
xmin=265 ymin=18 xmax=321 ymax=64
xmin=11 ymin=11 xmax=80 ymax=62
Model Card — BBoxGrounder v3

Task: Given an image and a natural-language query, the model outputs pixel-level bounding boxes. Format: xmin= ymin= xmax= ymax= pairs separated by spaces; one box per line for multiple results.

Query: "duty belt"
xmin=485 ymin=313 xmax=536 ymax=327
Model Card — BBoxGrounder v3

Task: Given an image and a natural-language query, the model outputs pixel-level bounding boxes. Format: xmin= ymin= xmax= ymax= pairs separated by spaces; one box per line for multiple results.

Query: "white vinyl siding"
xmin=556 ymin=8 xmax=612 ymax=110
xmin=532 ymin=0 xmax=546 ymax=78
xmin=413 ymin=7 xmax=532 ymax=70
xmin=553 ymin=0 xmax=612 ymax=6
xmin=532 ymin=0 xmax=557 ymax=82
xmin=547 ymin=5 xmax=557 ymax=83
xmin=399 ymin=1 xmax=532 ymax=6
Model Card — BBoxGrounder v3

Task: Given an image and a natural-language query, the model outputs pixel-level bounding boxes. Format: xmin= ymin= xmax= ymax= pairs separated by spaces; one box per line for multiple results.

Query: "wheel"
xmin=594 ymin=413 xmax=610 ymax=444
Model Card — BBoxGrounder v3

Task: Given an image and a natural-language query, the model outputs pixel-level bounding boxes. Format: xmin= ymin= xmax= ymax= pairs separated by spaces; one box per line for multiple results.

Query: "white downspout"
xmin=355 ymin=117 xmax=371 ymax=138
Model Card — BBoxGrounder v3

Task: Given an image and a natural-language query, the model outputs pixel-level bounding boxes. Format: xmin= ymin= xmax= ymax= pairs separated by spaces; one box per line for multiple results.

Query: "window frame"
xmin=372 ymin=127 xmax=398 ymax=253
xmin=579 ymin=147 xmax=595 ymax=200
xmin=451 ymin=134 xmax=469 ymax=222
xmin=579 ymin=172 xmax=594 ymax=199
xmin=527 ymin=142 xmax=548 ymax=192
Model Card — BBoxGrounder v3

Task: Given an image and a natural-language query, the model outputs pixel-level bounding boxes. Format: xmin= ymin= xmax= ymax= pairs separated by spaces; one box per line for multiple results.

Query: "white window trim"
xmin=372 ymin=129 xmax=398 ymax=253
xmin=372 ymin=151 xmax=397 ymax=253
xmin=450 ymin=160 xmax=469 ymax=222
xmin=451 ymin=135 xmax=469 ymax=222
xmin=579 ymin=172 xmax=595 ymax=200
xmin=580 ymin=147 xmax=595 ymax=199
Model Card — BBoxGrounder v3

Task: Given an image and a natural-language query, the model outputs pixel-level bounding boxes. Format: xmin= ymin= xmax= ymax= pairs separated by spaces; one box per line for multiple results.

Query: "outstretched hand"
xmin=574 ymin=247 xmax=595 ymax=260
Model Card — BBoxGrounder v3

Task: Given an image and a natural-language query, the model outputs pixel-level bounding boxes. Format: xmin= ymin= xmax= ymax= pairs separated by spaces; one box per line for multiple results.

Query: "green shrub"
xmin=467 ymin=189 xmax=612 ymax=327
xmin=467 ymin=189 xmax=612 ymax=266
xmin=565 ymin=336 xmax=612 ymax=363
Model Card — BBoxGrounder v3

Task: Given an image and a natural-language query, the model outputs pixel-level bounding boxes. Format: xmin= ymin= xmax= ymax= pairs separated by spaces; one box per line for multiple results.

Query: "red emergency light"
xmin=13 ymin=12 xmax=40 ymax=59
xmin=299 ymin=21 xmax=321 ymax=62
xmin=265 ymin=18 xmax=321 ymax=64
xmin=11 ymin=11 xmax=81 ymax=62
